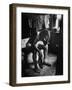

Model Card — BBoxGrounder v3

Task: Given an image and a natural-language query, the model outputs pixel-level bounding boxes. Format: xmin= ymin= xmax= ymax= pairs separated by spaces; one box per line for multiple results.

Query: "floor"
xmin=22 ymin=54 xmax=57 ymax=77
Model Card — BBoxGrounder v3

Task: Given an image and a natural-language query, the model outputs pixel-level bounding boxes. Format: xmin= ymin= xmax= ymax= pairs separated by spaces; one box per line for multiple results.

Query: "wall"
xmin=0 ymin=0 xmax=72 ymax=90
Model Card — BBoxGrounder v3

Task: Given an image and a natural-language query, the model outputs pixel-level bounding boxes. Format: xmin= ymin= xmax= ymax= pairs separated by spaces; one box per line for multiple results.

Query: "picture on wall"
xmin=9 ymin=3 xmax=70 ymax=86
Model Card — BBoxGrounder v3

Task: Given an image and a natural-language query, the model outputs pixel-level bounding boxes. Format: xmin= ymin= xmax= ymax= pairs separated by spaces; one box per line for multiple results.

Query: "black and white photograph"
xmin=21 ymin=13 xmax=63 ymax=77
xmin=9 ymin=4 xmax=70 ymax=86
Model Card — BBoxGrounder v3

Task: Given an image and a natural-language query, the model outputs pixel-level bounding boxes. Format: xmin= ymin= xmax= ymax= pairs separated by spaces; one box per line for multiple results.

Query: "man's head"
xmin=38 ymin=29 xmax=49 ymax=45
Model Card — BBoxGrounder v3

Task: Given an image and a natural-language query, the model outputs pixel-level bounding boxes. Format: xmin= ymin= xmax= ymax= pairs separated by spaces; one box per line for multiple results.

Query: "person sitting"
xmin=33 ymin=29 xmax=49 ymax=68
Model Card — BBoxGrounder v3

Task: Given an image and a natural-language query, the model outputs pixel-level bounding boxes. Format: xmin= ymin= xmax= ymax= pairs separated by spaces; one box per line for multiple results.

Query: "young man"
xmin=33 ymin=29 xmax=49 ymax=69
xmin=26 ymin=29 xmax=49 ymax=72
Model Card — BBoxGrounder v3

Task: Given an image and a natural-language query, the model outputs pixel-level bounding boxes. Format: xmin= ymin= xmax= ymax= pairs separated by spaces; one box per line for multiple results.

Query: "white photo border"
xmin=16 ymin=6 xmax=69 ymax=84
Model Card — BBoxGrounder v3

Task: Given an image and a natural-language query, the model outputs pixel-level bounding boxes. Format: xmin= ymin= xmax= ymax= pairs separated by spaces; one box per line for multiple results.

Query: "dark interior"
xmin=21 ymin=13 xmax=63 ymax=77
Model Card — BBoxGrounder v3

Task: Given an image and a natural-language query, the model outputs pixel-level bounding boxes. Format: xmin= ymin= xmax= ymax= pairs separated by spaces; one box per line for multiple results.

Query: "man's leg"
xmin=33 ymin=49 xmax=40 ymax=72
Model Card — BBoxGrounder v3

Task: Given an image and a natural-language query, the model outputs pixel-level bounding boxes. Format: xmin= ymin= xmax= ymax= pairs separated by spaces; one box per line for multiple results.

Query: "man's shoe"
xmin=34 ymin=68 xmax=40 ymax=73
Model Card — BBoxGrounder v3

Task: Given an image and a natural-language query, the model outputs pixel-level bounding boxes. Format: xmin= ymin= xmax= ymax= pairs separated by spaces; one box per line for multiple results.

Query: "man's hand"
xmin=26 ymin=43 xmax=31 ymax=47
